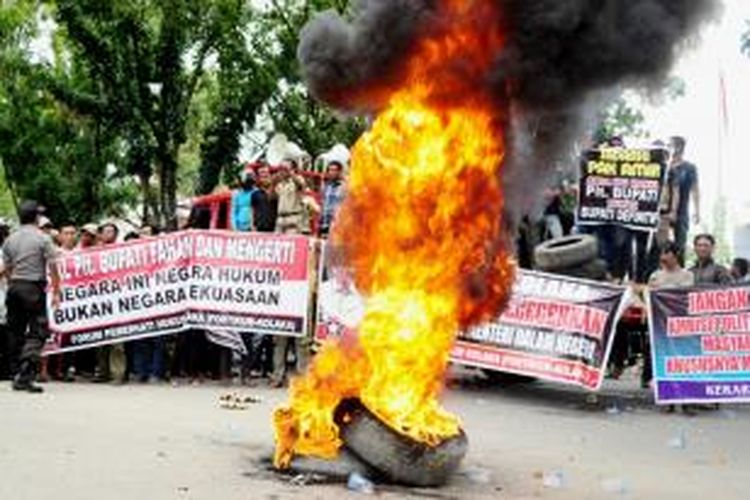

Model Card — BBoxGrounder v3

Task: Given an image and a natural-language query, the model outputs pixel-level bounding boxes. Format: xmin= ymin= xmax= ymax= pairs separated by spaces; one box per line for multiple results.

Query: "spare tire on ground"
xmin=555 ymin=258 xmax=609 ymax=281
xmin=534 ymin=234 xmax=598 ymax=271
xmin=335 ymin=399 xmax=468 ymax=487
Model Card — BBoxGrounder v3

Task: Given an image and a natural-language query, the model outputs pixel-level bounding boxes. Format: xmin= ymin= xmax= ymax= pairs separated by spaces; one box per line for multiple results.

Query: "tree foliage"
xmin=595 ymin=95 xmax=648 ymax=142
xmin=196 ymin=0 xmax=365 ymax=195
xmin=46 ymin=0 xmax=259 ymax=228
xmin=1 ymin=0 xmax=365 ymax=223
xmin=595 ymin=77 xmax=686 ymax=144
xmin=0 ymin=1 xmax=135 ymax=223
xmin=257 ymin=0 xmax=365 ymax=154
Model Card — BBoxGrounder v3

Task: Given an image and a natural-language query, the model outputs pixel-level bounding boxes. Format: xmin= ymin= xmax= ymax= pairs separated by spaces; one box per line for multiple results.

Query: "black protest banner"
xmin=577 ymin=148 xmax=668 ymax=232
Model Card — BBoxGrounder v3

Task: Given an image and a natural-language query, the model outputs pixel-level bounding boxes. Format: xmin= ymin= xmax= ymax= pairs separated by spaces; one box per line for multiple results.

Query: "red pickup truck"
xmin=191 ymin=167 xmax=325 ymax=232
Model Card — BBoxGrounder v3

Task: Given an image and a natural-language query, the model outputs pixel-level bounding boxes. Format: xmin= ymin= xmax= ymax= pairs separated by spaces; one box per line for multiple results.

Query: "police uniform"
xmin=2 ymin=220 xmax=57 ymax=391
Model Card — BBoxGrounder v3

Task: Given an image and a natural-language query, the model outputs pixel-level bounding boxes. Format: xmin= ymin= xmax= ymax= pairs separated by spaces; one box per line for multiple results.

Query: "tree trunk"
xmin=158 ymin=151 xmax=179 ymax=231
xmin=138 ymin=171 xmax=160 ymax=226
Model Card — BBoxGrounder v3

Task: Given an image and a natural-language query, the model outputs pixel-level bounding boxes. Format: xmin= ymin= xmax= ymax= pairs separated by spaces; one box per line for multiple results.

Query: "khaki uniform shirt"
xmin=275 ymin=176 xmax=305 ymax=233
xmin=2 ymin=225 xmax=57 ymax=282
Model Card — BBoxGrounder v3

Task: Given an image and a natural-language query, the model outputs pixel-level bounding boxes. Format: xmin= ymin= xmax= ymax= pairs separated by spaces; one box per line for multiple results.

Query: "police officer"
xmin=2 ymin=200 xmax=60 ymax=392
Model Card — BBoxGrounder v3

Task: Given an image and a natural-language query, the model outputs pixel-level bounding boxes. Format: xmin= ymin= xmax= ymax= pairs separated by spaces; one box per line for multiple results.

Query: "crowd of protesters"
xmin=0 ymin=133 xmax=747 ymax=396
xmin=0 ymin=155 xmax=348 ymax=392
xmin=524 ymin=134 xmax=750 ymax=405
xmin=521 ymin=135 xmax=739 ymax=286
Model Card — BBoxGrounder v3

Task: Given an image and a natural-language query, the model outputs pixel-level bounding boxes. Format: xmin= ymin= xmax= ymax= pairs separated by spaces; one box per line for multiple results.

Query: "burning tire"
xmin=534 ymin=235 xmax=598 ymax=271
xmin=335 ymin=400 xmax=468 ymax=487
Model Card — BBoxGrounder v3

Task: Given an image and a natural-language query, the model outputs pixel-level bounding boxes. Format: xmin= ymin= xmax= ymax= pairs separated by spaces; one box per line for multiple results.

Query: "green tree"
xmin=195 ymin=9 xmax=278 ymax=194
xmin=257 ymin=0 xmax=364 ymax=154
xmin=0 ymin=2 xmax=134 ymax=223
xmin=1 ymin=0 xmax=366 ymax=222
xmin=595 ymin=77 xmax=686 ymax=143
xmin=40 ymin=0 xmax=279 ymax=227
xmin=595 ymin=94 xmax=647 ymax=142
xmin=0 ymin=60 xmax=133 ymax=223
xmin=196 ymin=0 xmax=366 ymax=195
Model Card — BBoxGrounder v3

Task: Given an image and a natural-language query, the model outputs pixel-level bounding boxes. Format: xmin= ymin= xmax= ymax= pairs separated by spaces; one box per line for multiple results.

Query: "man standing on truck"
xmin=320 ymin=160 xmax=346 ymax=238
xmin=231 ymin=170 xmax=256 ymax=232
xmin=274 ymin=158 xmax=307 ymax=234
xmin=270 ymin=158 xmax=311 ymax=387
xmin=251 ymin=165 xmax=279 ymax=233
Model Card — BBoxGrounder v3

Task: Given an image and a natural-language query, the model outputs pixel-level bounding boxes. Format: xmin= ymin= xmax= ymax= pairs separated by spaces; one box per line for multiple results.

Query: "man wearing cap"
xmin=2 ymin=200 xmax=60 ymax=392
xmin=78 ymin=224 xmax=98 ymax=249
xmin=38 ymin=216 xmax=54 ymax=233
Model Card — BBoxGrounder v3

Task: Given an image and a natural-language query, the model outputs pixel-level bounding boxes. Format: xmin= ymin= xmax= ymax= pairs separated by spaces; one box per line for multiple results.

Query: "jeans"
xmin=271 ymin=336 xmax=311 ymax=384
xmin=109 ymin=343 xmax=127 ymax=382
xmin=133 ymin=338 xmax=165 ymax=381
xmin=581 ymin=225 xmax=617 ymax=273
xmin=674 ymin=215 xmax=690 ymax=264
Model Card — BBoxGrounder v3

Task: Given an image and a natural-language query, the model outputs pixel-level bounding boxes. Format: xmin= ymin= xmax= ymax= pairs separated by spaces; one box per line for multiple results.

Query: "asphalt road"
xmin=1 ymin=373 xmax=748 ymax=500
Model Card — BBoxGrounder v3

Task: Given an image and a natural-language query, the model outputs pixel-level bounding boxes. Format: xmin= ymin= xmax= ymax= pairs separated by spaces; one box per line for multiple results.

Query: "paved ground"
xmin=1 ymin=372 xmax=748 ymax=500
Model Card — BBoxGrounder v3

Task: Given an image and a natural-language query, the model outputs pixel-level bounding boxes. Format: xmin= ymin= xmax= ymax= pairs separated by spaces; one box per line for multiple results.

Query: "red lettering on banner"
xmin=501 ymin=299 xmax=607 ymax=339
xmin=702 ymin=334 xmax=750 ymax=353
xmin=688 ymin=289 xmax=750 ymax=315
xmin=451 ymin=341 xmax=603 ymax=389
xmin=666 ymin=355 xmax=750 ymax=375
xmin=629 ymin=179 xmax=659 ymax=190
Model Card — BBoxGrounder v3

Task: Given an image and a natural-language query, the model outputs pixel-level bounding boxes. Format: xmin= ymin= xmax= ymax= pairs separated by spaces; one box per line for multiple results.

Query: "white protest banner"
xmin=46 ymin=230 xmax=311 ymax=354
xmin=316 ymin=243 xmax=628 ymax=390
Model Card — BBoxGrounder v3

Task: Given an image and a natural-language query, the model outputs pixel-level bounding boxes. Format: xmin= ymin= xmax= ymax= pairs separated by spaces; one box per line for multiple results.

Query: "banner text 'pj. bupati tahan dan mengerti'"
xmin=46 ymin=230 xmax=311 ymax=354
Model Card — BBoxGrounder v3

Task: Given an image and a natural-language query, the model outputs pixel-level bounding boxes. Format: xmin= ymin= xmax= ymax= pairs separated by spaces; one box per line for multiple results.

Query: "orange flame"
xmin=273 ymin=0 xmax=515 ymax=468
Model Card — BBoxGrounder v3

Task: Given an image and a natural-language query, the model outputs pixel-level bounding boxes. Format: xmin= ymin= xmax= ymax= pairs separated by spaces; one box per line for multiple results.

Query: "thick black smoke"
xmin=297 ymin=0 xmax=435 ymax=111
xmin=298 ymin=0 xmax=719 ymax=218
xmin=494 ymin=0 xmax=718 ymax=105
